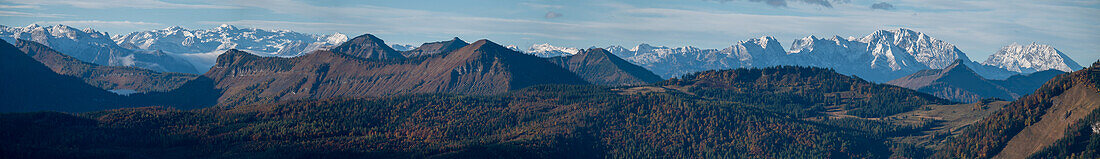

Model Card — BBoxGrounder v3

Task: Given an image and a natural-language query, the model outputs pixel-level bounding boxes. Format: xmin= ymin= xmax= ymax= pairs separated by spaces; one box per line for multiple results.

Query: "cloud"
xmin=0 ymin=11 xmax=67 ymax=18
xmin=0 ymin=4 xmax=38 ymax=9
xmin=545 ymin=11 xmax=563 ymax=19
xmin=197 ymin=20 xmax=371 ymax=33
xmin=870 ymin=2 xmax=895 ymax=10
xmin=34 ymin=20 xmax=160 ymax=25
xmin=521 ymin=2 xmax=564 ymax=9
xmin=30 ymin=20 xmax=163 ymax=34
xmin=5 ymin=0 xmax=236 ymax=9
xmin=705 ymin=0 xmax=847 ymax=8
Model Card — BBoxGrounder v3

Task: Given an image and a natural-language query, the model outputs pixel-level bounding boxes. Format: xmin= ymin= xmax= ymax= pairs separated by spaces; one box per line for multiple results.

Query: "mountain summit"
xmin=329 ymin=34 xmax=405 ymax=60
xmin=401 ymin=37 xmax=468 ymax=57
xmin=548 ymin=48 xmax=663 ymax=85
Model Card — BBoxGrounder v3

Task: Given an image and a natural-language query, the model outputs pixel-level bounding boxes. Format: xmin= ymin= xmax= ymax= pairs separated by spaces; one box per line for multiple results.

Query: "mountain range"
xmin=10 ymin=39 xmax=197 ymax=93
xmin=168 ymin=35 xmax=588 ymax=107
xmin=1 ymin=24 xmax=1098 ymax=157
xmin=0 ymin=24 xmax=198 ymax=73
xmin=521 ymin=29 xmax=1082 ymax=83
xmin=112 ymin=24 xmax=348 ymax=71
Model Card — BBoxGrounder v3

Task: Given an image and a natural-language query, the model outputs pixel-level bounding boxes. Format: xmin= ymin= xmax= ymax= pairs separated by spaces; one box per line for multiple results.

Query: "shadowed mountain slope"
xmin=0 ymin=39 xmax=129 ymax=112
xmin=937 ymin=60 xmax=1100 ymax=158
xmin=400 ymin=37 xmax=468 ymax=58
xmin=548 ymin=48 xmax=663 ymax=86
xmin=888 ymin=60 xmax=1066 ymax=103
xmin=11 ymin=39 xmax=197 ymax=93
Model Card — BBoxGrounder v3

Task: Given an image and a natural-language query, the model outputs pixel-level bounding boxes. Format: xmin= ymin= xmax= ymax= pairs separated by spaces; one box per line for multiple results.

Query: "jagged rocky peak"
xmin=864 ymin=28 xmax=970 ymax=69
xmin=982 ymin=42 xmax=1082 ymax=73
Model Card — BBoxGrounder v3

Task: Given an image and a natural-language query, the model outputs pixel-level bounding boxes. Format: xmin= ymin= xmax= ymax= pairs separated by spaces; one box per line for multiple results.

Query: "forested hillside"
xmin=1 ymin=84 xmax=893 ymax=158
xmin=936 ymin=61 xmax=1100 ymax=158
xmin=658 ymin=66 xmax=952 ymax=118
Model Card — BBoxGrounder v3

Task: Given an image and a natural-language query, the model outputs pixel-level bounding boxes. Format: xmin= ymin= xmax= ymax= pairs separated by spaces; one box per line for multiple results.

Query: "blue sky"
xmin=1 ymin=0 xmax=1097 ymax=65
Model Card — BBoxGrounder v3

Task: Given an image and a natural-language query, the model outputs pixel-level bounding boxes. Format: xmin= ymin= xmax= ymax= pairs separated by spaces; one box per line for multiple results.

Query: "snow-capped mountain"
xmin=525 ymin=43 xmax=580 ymax=57
xmin=603 ymin=28 xmax=989 ymax=82
xmin=0 ymin=24 xmax=197 ymax=73
xmin=982 ymin=42 xmax=1082 ymax=73
xmin=112 ymin=24 xmax=347 ymax=71
xmin=391 ymin=44 xmax=416 ymax=51
xmin=602 ymin=37 xmax=789 ymax=78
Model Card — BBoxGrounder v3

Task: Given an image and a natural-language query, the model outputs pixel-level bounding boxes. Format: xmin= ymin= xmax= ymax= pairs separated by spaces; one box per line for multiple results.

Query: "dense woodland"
xmin=658 ymin=66 xmax=953 ymax=118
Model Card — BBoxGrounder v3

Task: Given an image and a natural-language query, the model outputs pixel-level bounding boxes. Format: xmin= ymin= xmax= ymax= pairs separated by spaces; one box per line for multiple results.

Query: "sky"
xmin=1 ymin=0 xmax=1097 ymax=65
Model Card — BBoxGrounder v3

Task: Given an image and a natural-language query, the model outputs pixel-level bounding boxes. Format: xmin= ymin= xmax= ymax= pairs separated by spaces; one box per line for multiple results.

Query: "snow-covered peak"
xmin=982 ymin=42 xmax=1082 ymax=73
xmin=526 ymin=43 xmax=580 ymax=57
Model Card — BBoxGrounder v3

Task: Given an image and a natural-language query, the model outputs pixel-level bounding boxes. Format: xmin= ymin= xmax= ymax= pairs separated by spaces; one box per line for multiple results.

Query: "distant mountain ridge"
xmin=0 ymin=24 xmax=198 ymax=73
xmin=400 ymin=37 xmax=468 ymax=58
xmin=597 ymin=28 xmax=1082 ymax=82
xmin=113 ymin=24 xmax=347 ymax=57
xmin=11 ymin=39 xmax=197 ymax=93
xmin=112 ymin=24 xmax=347 ymax=71
xmin=548 ymin=48 xmax=663 ymax=85
xmin=887 ymin=60 xmax=1065 ymax=103
xmin=0 ymin=39 xmax=130 ymax=112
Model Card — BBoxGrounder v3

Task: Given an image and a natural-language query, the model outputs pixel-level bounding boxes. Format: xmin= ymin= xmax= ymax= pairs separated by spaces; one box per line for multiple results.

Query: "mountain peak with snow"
xmin=982 ymin=42 xmax=1082 ymax=73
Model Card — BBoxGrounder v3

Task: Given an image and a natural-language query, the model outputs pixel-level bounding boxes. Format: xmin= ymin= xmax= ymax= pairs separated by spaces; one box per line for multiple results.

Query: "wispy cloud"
xmin=0 ymin=4 xmax=38 ymax=9
xmin=521 ymin=2 xmax=564 ymax=9
xmin=0 ymin=11 xmax=67 ymax=18
xmin=704 ymin=0 xmax=849 ymax=8
xmin=32 ymin=20 xmax=163 ymax=32
xmin=5 ymin=0 xmax=236 ymax=9
xmin=197 ymin=20 xmax=371 ymax=33
xmin=34 ymin=20 xmax=161 ymax=26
